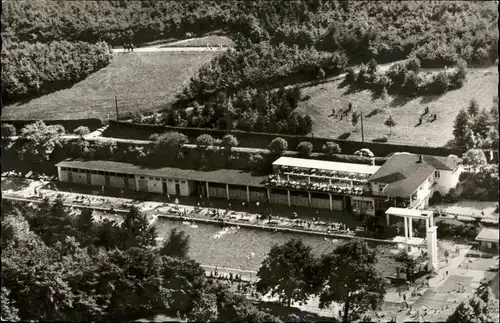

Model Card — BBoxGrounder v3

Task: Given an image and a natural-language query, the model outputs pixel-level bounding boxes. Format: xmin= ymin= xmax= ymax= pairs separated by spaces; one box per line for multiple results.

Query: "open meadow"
xmin=297 ymin=66 xmax=498 ymax=147
xmin=2 ymin=51 xmax=219 ymax=121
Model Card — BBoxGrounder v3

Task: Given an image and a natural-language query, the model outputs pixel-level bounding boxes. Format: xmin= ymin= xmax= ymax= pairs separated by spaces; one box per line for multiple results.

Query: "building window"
xmin=378 ymin=184 xmax=386 ymax=192
xmin=155 ymin=177 xmax=161 ymax=181
xmin=162 ymin=178 xmax=167 ymax=182
xmin=128 ymin=174 xmax=135 ymax=179
xmin=435 ymin=171 xmax=440 ymax=178
xmin=140 ymin=176 xmax=145 ymax=179
xmin=352 ymin=199 xmax=374 ymax=211
xmin=168 ymin=179 xmax=173 ymax=182
xmin=428 ymin=176 xmax=432 ymax=183
xmin=149 ymin=177 xmax=154 ymax=180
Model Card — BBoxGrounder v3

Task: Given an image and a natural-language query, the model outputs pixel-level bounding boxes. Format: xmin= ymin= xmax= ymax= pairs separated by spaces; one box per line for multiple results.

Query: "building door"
xmin=105 ymin=174 xmax=110 ymax=187
xmin=68 ymin=171 xmax=73 ymax=183
xmin=86 ymin=172 xmax=91 ymax=185
xmin=175 ymin=183 xmax=181 ymax=196
xmin=162 ymin=182 xmax=167 ymax=194
xmin=345 ymin=196 xmax=352 ymax=212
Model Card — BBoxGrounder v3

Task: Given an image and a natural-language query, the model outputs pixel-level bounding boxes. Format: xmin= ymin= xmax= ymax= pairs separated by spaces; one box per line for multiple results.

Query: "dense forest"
xmin=1 ymin=198 xmax=279 ymax=322
xmin=2 ymin=40 xmax=112 ymax=102
xmin=3 ymin=0 xmax=497 ymax=66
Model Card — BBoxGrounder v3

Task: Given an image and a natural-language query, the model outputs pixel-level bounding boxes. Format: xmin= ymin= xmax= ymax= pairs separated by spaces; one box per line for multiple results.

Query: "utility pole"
xmin=115 ymin=95 xmax=119 ymax=121
xmin=360 ymin=111 xmax=365 ymax=143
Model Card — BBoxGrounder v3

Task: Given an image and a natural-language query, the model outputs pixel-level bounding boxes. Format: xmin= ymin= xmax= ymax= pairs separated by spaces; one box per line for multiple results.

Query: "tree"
xmin=18 ymin=121 xmax=65 ymax=163
xmin=1 ymin=287 xmax=20 ymax=321
xmin=152 ymin=131 xmax=189 ymax=159
xmin=447 ymin=296 xmax=492 ymax=323
xmin=384 ymin=115 xmax=396 ymax=135
xmin=1 ymin=123 xmax=16 ymax=137
xmin=73 ymin=126 xmax=90 ymax=138
xmin=453 ymin=109 xmax=472 ymax=148
xmin=221 ymin=134 xmax=239 ymax=151
xmin=256 ymin=239 xmax=320 ymax=307
xmin=467 ymin=99 xmax=480 ymax=117
xmin=464 ymin=128 xmax=478 ymax=150
xmin=473 ymin=109 xmax=492 ymax=140
xmin=297 ymin=141 xmax=313 ymax=157
xmin=367 ymin=58 xmax=378 ymax=76
xmin=196 ymin=134 xmax=216 ymax=148
xmin=351 ymin=111 xmax=360 ymax=129
xmin=268 ymin=137 xmax=288 ymax=155
xmin=317 ymin=67 xmax=326 ymax=80
xmin=120 ymin=206 xmax=157 ymax=249
xmin=462 ymin=149 xmax=487 ymax=171
xmin=318 ymin=240 xmax=387 ymax=322
xmin=394 ymin=250 xmax=419 ymax=283
xmin=249 ymin=153 xmax=265 ymax=172
xmin=322 ymin=141 xmax=341 ymax=155
xmin=159 ymin=228 xmax=190 ymax=258
xmin=380 ymin=86 xmax=388 ymax=107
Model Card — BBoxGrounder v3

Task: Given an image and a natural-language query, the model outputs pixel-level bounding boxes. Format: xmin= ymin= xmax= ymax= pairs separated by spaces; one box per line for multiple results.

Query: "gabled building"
xmin=368 ymin=153 xmax=462 ymax=210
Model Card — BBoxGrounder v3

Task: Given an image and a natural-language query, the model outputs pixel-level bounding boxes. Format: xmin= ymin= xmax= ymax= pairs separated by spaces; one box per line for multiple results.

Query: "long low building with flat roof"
xmin=56 ymin=159 xmax=269 ymax=202
xmin=55 ymin=152 xmax=463 ymax=215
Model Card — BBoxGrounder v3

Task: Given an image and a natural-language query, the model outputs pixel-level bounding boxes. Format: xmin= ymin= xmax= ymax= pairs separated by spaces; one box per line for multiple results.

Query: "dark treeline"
xmin=1 ymin=198 xmax=280 ymax=322
xmin=166 ymin=86 xmax=313 ymax=135
xmin=2 ymin=0 xmax=497 ymax=66
xmin=173 ymin=42 xmax=347 ymax=108
xmin=2 ymin=40 xmax=113 ymax=103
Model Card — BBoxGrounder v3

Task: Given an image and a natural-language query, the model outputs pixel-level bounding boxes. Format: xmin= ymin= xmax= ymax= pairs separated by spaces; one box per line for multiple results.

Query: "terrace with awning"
xmin=266 ymin=157 xmax=381 ymax=197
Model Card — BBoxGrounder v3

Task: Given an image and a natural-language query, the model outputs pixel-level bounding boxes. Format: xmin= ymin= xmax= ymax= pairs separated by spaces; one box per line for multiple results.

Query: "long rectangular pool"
xmin=154 ymin=218 xmax=399 ymax=275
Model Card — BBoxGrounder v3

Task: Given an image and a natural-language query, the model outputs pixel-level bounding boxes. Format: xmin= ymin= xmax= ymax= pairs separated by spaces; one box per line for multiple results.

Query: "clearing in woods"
xmin=2 ymin=51 xmax=219 ymax=121
xmin=296 ymin=65 xmax=498 ymax=147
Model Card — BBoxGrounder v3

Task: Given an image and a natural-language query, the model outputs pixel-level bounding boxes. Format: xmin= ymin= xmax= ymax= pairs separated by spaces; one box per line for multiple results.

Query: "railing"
xmin=265 ymin=178 xmax=372 ymax=196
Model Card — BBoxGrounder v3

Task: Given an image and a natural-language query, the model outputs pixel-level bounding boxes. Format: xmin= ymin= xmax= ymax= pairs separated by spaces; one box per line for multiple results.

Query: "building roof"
xmin=475 ymin=227 xmax=499 ymax=243
xmin=368 ymin=153 xmax=459 ymax=197
xmin=385 ymin=207 xmax=433 ymax=219
xmin=272 ymin=157 xmax=381 ymax=175
xmin=56 ymin=159 xmax=268 ymax=187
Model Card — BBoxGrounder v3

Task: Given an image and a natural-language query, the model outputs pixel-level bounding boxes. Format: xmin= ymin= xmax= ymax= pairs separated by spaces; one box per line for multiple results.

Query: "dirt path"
xmin=113 ymin=46 xmax=229 ymax=53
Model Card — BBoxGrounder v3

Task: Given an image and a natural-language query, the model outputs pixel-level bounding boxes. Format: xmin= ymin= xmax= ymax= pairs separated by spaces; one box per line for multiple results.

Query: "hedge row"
xmin=106 ymin=120 xmax=464 ymax=157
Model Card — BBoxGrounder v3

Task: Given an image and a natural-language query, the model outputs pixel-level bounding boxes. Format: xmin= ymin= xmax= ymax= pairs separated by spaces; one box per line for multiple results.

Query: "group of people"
xmin=123 ymin=43 xmax=135 ymax=52
xmin=208 ymin=270 xmax=243 ymax=282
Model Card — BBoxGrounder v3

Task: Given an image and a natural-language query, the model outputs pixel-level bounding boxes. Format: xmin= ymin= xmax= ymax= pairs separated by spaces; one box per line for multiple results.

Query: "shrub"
xmin=196 ymin=134 xmax=216 ymax=148
xmin=366 ymin=108 xmax=383 ymax=118
xmin=426 ymin=71 xmax=450 ymax=94
xmin=338 ymin=132 xmax=351 ymax=140
xmin=73 ymin=126 xmax=90 ymax=137
xmin=345 ymin=67 xmax=357 ymax=83
xmin=221 ymin=134 xmax=239 ymax=151
xmin=372 ymin=137 xmax=388 ymax=143
xmin=249 ymin=153 xmax=265 ymax=172
xmin=406 ymin=57 xmax=421 ymax=73
xmin=268 ymin=137 xmax=288 ymax=155
xmin=322 ymin=141 xmax=342 ymax=155
xmin=1 ymin=124 xmax=16 ymax=137
xmin=297 ymin=141 xmax=313 ymax=157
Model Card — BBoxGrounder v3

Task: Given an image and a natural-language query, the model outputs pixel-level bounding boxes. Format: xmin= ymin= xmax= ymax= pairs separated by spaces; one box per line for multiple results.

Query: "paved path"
xmin=112 ymin=46 xmax=229 ymax=53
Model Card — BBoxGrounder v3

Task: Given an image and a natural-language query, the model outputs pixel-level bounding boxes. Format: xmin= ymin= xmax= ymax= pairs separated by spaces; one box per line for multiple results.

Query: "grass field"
xmin=2 ymin=51 xmax=218 ymax=120
xmin=296 ymin=66 xmax=498 ymax=147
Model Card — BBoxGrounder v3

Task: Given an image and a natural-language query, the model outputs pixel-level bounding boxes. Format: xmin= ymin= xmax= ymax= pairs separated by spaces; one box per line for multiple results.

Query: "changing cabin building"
xmin=55 ymin=152 xmax=462 ymax=215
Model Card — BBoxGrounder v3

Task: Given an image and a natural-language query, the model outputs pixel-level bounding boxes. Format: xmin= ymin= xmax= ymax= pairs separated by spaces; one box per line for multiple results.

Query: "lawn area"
xmin=296 ymin=66 xmax=498 ymax=147
xmin=1 ymin=51 xmax=219 ymax=120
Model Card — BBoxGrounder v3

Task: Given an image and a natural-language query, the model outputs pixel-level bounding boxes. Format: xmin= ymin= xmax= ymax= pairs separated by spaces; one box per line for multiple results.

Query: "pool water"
xmin=154 ymin=218 xmax=397 ymax=274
